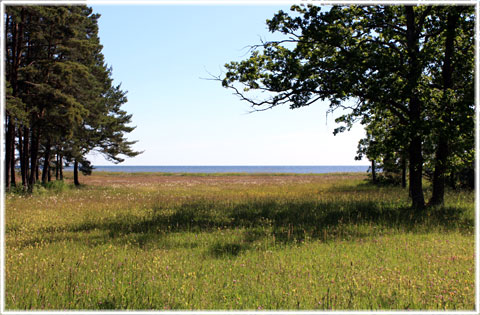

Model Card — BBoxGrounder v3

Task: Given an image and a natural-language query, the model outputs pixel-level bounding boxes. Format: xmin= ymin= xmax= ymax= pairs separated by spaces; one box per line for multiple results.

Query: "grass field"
xmin=5 ymin=172 xmax=475 ymax=310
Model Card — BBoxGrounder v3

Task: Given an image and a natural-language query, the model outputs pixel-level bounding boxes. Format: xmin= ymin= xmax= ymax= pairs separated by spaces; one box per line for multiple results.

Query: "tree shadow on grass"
xmin=41 ymin=197 xmax=472 ymax=253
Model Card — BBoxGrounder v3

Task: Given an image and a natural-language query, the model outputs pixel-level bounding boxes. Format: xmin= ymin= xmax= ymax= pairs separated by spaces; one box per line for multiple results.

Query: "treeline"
xmin=5 ymin=6 xmax=140 ymax=191
xmin=221 ymin=5 xmax=475 ymax=209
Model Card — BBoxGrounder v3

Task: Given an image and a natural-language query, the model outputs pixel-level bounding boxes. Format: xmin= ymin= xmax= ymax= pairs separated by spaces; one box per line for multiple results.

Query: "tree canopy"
xmin=5 ymin=5 xmax=141 ymax=190
xmin=221 ymin=4 xmax=475 ymax=209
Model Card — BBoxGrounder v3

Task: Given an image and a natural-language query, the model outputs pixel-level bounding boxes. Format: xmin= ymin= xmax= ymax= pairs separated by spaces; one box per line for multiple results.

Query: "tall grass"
xmin=5 ymin=173 xmax=474 ymax=310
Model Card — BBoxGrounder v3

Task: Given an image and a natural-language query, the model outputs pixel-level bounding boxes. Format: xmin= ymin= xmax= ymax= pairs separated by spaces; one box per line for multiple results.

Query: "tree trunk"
xmin=59 ymin=155 xmax=63 ymax=180
xmin=55 ymin=154 xmax=59 ymax=180
xmin=405 ymin=6 xmax=425 ymax=209
xmin=36 ymin=162 xmax=39 ymax=182
xmin=28 ymin=128 xmax=39 ymax=190
xmin=74 ymin=160 xmax=80 ymax=186
xmin=42 ymin=138 xmax=51 ymax=184
xmin=401 ymin=157 xmax=407 ymax=189
xmin=409 ymin=136 xmax=425 ymax=209
xmin=5 ymin=116 xmax=12 ymax=191
xmin=10 ymin=126 xmax=16 ymax=187
xmin=22 ymin=126 xmax=29 ymax=189
xmin=371 ymin=160 xmax=376 ymax=183
xmin=429 ymin=9 xmax=458 ymax=206
xmin=5 ymin=10 xmax=24 ymax=190
xmin=18 ymin=127 xmax=25 ymax=187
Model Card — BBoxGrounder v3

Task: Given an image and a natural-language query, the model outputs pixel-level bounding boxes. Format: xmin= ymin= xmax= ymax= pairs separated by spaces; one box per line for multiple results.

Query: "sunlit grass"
xmin=5 ymin=172 xmax=474 ymax=310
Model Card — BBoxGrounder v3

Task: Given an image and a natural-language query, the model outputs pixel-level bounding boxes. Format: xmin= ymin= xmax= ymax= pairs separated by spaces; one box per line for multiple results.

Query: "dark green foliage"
xmin=220 ymin=5 xmax=474 ymax=209
xmin=4 ymin=5 xmax=141 ymax=190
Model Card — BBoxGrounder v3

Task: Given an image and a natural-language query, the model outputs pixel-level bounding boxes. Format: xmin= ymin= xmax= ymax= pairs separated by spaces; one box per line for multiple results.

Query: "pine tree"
xmin=5 ymin=5 xmax=141 ymax=191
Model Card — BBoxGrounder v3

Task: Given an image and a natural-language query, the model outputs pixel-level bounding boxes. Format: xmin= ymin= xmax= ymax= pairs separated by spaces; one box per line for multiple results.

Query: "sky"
xmin=86 ymin=4 xmax=368 ymax=166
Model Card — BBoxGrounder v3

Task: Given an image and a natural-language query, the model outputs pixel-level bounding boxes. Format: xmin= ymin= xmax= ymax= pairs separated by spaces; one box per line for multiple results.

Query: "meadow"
xmin=5 ymin=172 xmax=475 ymax=310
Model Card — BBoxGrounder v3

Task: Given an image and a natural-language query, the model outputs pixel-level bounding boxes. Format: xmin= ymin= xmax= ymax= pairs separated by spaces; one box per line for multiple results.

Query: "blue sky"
xmin=87 ymin=4 xmax=368 ymax=166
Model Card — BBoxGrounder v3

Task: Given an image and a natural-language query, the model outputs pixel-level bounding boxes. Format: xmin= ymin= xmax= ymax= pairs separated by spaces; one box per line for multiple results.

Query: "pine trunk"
xmin=18 ymin=127 xmax=25 ymax=187
xmin=74 ymin=160 xmax=80 ymax=186
xmin=36 ymin=162 xmax=39 ymax=182
xmin=5 ymin=10 xmax=24 ymax=190
xmin=42 ymin=138 xmax=51 ymax=184
xmin=5 ymin=116 xmax=12 ymax=190
xmin=55 ymin=154 xmax=59 ymax=180
xmin=371 ymin=160 xmax=376 ymax=183
xmin=10 ymin=127 xmax=16 ymax=187
xmin=28 ymin=128 xmax=39 ymax=190
xmin=23 ymin=127 xmax=29 ymax=189
xmin=59 ymin=156 xmax=63 ymax=180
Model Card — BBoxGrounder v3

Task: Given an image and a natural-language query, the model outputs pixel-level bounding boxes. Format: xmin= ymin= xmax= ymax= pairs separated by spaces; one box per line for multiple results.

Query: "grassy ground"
xmin=5 ymin=172 xmax=475 ymax=310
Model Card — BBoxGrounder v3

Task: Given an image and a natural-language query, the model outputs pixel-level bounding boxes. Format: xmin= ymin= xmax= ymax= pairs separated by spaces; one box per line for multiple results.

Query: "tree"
xmin=352 ymin=107 xmax=407 ymax=187
xmin=220 ymin=4 xmax=474 ymax=209
xmin=5 ymin=5 xmax=141 ymax=191
xmin=424 ymin=6 xmax=475 ymax=205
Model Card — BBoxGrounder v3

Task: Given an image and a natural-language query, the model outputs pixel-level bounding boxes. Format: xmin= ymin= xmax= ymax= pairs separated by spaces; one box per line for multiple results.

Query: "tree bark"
xmin=401 ymin=157 xmax=407 ymax=188
xmin=21 ymin=126 xmax=29 ymax=189
xmin=405 ymin=6 xmax=425 ymax=209
xmin=28 ymin=127 xmax=39 ymax=190
xmin=35 ymin=161 xmax=39 ymax=182
xmin=10 ymin=126 xmax=16 ymax=187
xmin=55 ymin=154 xmax=59 ymax=180
xmin=5 ymin=116 xmax=12 ymax=191
xmin=5 ymin=116 xmax=17 ymax=189
xmin=18 ymin=127 xmax=25 ymax=187
xmin=371 ymin=160 xmax=376 ymax=183
xmin=74 ymin=160 xmax=80 ymax=186
xmin=41 ymin=138 xmax=51 ymax=184
xmin=59 ymin=155 xmax=63 ymax=180
xmin=409 ymin=135 xmax=425 ymax=209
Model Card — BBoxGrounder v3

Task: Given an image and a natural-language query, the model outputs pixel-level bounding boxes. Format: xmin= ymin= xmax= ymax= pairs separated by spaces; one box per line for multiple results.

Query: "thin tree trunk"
xmin=10 ymin=126 xmax=16 ymax=187
xmin=5 ymin=10 xmax=24 ymax=190
xmin=371 ymin=160 xmax=376 ymax=183
xmin=28 ymin=127 xmax=39 ymax=190
xmin=42 ymin=138 xmax=51 ymax=184
xmin=22 ymin=126 xmax=29 ymax=189
xmin=401 ymin=157 xmax=407 ymax=189
xmin=35 ymin=162 xmax=39 ymax=182
xmin=55 ymin=154 xmax=59 ymax=180
xmin=74 ymin=160 xmax=80 ymax=186
xmin=18 ymin=127 xmax=25 ymax=187
xmin=5 ymin=116 xmax=12 ymax=191
xmin=59 ymin=155 xmax=63 ymax=180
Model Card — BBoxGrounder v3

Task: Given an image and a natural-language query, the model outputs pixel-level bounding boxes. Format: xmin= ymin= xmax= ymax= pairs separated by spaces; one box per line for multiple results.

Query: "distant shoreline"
xmin=64 ymin=165 xmax=370 ymax=174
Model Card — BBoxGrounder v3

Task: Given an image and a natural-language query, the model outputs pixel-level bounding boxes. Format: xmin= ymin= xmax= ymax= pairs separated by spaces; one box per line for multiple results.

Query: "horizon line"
xmin=76 ymin=164 xmax=372 ymax=167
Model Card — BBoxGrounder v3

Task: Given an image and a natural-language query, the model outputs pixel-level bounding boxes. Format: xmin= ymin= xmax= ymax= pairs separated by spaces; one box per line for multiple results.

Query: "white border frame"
xmin=0 ymin=0 xmax=478 ymax=314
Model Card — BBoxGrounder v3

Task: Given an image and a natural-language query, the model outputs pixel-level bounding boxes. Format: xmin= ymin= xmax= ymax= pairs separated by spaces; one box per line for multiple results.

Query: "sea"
xmin=66 ymin=165 xmax=370 ymax=174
